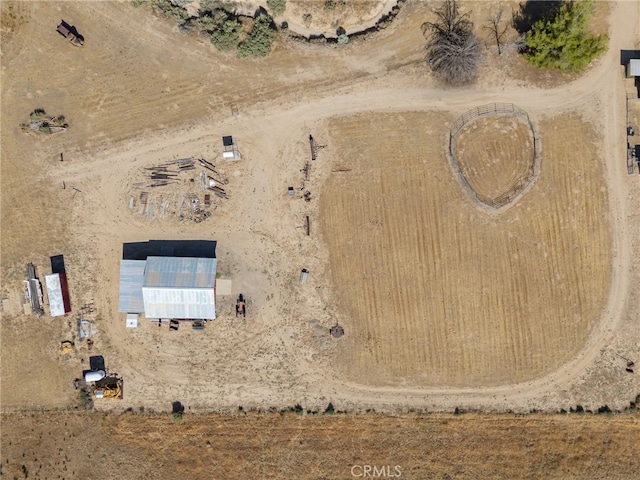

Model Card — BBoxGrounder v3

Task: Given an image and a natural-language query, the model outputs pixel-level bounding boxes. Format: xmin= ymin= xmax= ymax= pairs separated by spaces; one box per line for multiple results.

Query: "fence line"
xmin=448 ymin=103 xmax=540 ymax=210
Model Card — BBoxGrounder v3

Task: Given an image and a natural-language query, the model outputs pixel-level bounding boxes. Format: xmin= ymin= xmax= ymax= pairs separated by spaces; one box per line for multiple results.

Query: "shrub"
xmin=237 ymin=13 xmax=278 ymax=58
xmin=337 ymin=33 xmax=349 ymax=44
xmin=198 ymin=8 xmax=241 ymax=51
xmin=29 ymin=108 xmax=46 ymax=122
xmin=267 ymin=0 xmax=286 ymax=16
xmin=522 ymin=0 xmax=608 ymax=72
xmin=149 ymin=0 xmax=190 ymax=21
xmin=424 ymin=0 xmax=482 ymax=85
xmin=302 ymin=13 xmax=312 ymax=28
xmin=325 ymin=0 xmax=345 ymax=11
xmin=172 ymin=412 xmax=184 ymax=422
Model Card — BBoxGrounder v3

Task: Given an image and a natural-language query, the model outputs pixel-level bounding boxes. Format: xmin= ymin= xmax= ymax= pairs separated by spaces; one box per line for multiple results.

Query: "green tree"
xmin=267 ymin=0 xmax=286 ymax=16
xmin=522 ymin=0 xmax=608 ymax=72
xmin=198 ymin=8 xmax=241 ymax=51
xmin=237 ymin=13 xmax=278 ymax=58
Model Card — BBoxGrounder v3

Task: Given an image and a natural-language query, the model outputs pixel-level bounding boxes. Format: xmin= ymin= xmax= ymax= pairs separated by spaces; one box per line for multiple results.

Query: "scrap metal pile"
xmin=129 ymin=156 xmax=230 ymax=223
xmin=144 ymin=157 xmax=196 ymax=188
xmin=198 ymin=158 xmax=229 ymax=199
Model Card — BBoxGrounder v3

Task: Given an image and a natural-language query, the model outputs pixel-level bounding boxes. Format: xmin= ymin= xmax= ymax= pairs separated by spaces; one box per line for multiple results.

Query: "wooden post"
xmin=309 ymin=135 xmax=316 ymax=161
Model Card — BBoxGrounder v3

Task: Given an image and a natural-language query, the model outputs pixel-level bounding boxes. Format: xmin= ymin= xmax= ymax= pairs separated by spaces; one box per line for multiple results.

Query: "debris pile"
xmin=128 ymin=156 xmax=231 ymax=223
xmin=21 ymin=109 xmax=68 ymax=135
xmin=24 ymin=263 xmax=45 ymax=316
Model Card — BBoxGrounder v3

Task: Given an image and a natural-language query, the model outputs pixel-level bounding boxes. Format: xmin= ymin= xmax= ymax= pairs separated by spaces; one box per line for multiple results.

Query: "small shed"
xmin=627 ymin=59 xmax=640 ymax=78
xmin=126 ymin=313 xmax=139 ymax=328
xmin=222 ymin=135 xmax=241 ymax=160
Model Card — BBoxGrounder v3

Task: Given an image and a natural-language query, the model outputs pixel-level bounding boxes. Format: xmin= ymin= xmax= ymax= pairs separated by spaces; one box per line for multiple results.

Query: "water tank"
xmin=84 ymin=370 xmax=106 ymax=382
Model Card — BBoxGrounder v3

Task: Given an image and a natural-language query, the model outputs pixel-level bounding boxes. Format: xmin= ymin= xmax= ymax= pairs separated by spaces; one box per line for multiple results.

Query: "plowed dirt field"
xmin=321 ymin=112 xmax=611 ymax=387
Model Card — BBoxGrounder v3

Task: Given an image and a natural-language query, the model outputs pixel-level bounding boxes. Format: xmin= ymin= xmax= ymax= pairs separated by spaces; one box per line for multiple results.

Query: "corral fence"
xmin=449 ymin=103 xmax=541 ymax=210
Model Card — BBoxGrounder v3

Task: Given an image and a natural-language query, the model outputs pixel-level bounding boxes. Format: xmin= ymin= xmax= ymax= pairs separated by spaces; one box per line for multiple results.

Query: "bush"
xmin=424 ymin=0 xmax=482 ymax=85
xmin=337 ymin=33 xmax=349 ymax=44
xmin=325 ymin=0 xmax=345 ymax=11
xmin=29 ymin=108 xmax=46 ymax=122
xmin=267 ymin=0 xmax=286 ymax=16
xmin=148 ymin=0 xmax=190 ymax=21
xmin=172 ymin=412 xmax=184 ymax=422
xmin=237 ymin=13 xmax=278 ymax=58
xmin=522 ymin=0 xmax=608 ymax=73
xmin=198 ymin=8 xmax=241 ymax=51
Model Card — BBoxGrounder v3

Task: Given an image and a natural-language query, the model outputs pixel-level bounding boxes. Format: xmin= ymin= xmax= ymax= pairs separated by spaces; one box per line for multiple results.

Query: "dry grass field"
xmin=453 ymin=114 xmax=535 ymax=202
xmin=2 ymin=411 xmax=640 ymax=480
xmin=321 ymin=112 xmax=611 ymax=387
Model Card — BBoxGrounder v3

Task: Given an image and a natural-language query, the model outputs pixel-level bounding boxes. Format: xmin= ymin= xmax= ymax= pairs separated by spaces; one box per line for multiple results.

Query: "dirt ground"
xmin=320 ymin=112 xmax=610 ymax=388
xmin=629 ymin=98 xmax=640 ymax=141
xmin=2 ymin=411 xmax=640 ymax=480
xmin=1 ymin=0 xmax=640 ymax=424
xmin=454 ymin=114 xmax=535 ymax=201
xmin=286 ymin=0 xmax=389 ymax=33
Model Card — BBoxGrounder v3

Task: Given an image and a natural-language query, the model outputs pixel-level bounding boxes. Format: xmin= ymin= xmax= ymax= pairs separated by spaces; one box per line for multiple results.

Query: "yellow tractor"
xmin=93 ymin=377 xmax=123 ymax=399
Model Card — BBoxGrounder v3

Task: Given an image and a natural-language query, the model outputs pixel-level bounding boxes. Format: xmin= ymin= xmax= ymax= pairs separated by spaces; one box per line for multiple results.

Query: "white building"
xmin=627 ymin=59 xmax=640 ymax=78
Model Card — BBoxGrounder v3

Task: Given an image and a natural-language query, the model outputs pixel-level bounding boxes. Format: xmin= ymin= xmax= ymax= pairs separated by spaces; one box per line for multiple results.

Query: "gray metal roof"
xmin=45 ymin=273 xmax=65 ymax=317
xmin=118 ymin=260 xmax=146 ymax=313
xmin=630 ymin=59 xmax=640 ymax=76
xmin=142 ymin=287 xmax=216 ymax=319
xmin=143 ymin=257 xmax=217 ymax=289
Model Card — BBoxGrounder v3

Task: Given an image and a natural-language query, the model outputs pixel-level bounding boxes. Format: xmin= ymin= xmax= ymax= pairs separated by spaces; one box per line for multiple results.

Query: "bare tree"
xmin=484 ymin=8 xmax=509 ymax=55
xmin=424 ymin=0 xmax=482 ymax=85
